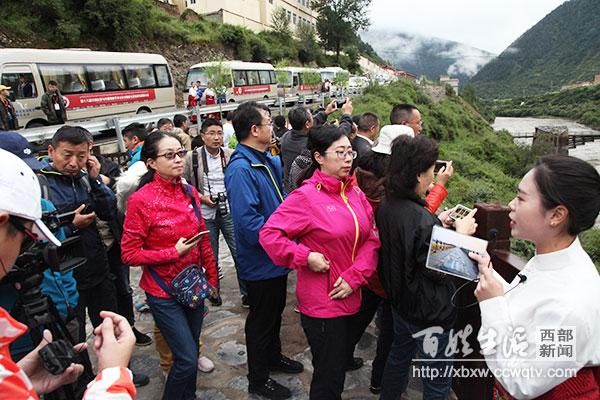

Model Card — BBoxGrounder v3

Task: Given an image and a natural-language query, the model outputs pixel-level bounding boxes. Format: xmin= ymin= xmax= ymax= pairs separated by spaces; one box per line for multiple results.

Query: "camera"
xmin=210 ymin=192 xmax=229 ymax=216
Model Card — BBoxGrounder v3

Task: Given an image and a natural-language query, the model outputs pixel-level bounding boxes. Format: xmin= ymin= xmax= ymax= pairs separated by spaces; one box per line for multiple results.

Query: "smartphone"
xmin=434 ymin=160 xmax=449 ymax=173
xmin=81 ymin=204 xmax=93 ymax=215
xmin=449 ymin=204 xmax=473 ymax=221
xmin=183 ymin=230 xmax=210 ymax=245
xmin=56 ymin=210 xmax=77 ymax=225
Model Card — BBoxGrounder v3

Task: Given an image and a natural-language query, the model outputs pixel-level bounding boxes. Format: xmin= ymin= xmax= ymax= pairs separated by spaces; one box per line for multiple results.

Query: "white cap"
xmin=371 ymin=125 xmax=415 ymax=155
xmin=0 ymin=149 xmax=61 ymax=246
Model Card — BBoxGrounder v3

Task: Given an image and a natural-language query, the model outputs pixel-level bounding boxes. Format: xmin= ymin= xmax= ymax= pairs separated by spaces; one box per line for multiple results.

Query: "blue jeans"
xmin=380 ymin=309 xmax=452 ymax=400
xmin=204 ymin=211 xmax=247 ymax=297
xmin=147 ymin=294 xmax=204 ymax=400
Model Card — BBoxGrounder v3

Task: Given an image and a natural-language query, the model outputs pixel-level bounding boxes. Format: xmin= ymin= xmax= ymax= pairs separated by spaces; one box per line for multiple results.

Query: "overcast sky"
xmin=368 ymin=0 xmax=569 ymax=54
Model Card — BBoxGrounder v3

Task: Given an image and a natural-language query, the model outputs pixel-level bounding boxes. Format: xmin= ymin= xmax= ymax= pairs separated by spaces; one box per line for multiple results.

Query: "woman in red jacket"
xmin=260 ymin=125 xmax=380 ymax=400
xmin=121 ymin=131 xmax=218 ymax=400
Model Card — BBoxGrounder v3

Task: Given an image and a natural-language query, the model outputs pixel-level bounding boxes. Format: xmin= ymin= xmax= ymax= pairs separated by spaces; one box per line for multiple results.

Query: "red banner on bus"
xmin=233 ymin=85 xmax=271 ymax=95
xmin=64 ymin=89 xmax=156 ymax=110
xmin=299 ymin=84 xmax=320 ymax=91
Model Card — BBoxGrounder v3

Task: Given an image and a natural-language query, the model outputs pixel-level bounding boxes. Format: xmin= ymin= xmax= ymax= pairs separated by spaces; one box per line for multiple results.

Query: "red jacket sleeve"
xmin=425 ymin=184 xmax=448 ymax=214
xmin=83 ymin=367 xmax=136 ymax=400
xmin=121 ymin=193 xmax=179 ymax=266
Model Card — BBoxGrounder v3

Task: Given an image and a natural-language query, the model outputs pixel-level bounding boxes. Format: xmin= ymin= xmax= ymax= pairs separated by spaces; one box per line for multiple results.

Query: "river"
xmin=492 ymin=116 xmax=600 ymax=171
xmin=493 ymin=116 xmax=600 ymax=227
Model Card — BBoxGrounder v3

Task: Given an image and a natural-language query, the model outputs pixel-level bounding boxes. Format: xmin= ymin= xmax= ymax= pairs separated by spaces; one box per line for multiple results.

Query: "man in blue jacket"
xmin=39 ymin=126 xmax=118 ymax=343
xmin=225 ymin=102 xmax=303 ymax=400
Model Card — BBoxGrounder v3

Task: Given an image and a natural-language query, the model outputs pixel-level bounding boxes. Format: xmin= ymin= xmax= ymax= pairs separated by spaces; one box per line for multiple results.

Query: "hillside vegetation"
xmin=351 ymin=81 xmax=599 ymax=264
xmin=489 ymin=84 xmax=600 ymax=130
xmin=0 ymin=0 xmax=381 ymax=73
xmin=470 ymin=0 xmax=600 ymax=99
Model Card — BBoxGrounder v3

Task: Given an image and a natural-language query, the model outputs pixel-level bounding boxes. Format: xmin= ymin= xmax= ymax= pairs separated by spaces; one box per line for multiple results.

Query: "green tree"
xmin=204 ymin=61 xmax=232 ymax=117
xmin=296 ymin=21 xmax=319 ymax=65
xmin=271 ymin=6 xmax=291 ymax=37
xmin=311 ymin=0 xmax=372 ymax=62
xmin=83 ymin=0 xmax=151 ymax=50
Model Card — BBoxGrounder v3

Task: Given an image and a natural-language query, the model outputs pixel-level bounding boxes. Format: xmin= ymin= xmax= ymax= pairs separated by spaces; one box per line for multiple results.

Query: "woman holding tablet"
xmin=377 ymin=135 xmax=477 ymax=399
xmin=473 ymin=155 xmax=600 ymax=399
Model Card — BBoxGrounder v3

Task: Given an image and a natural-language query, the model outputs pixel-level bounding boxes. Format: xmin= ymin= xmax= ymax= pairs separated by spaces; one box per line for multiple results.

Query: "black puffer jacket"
xmin=376 ymin=196 xmax=456 ymax=329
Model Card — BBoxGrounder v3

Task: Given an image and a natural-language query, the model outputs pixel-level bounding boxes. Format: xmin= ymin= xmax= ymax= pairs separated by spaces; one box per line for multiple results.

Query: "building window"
xmin=292 ymin=13 xmax=297 ymax=24
xmin=269 ymin=0 xmax=273 ymax=3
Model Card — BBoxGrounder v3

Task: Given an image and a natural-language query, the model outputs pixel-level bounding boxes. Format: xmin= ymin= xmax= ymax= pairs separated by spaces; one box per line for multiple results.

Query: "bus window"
xmin=246 ymin=70 xmax=260 ymax=86
xmin=124 ymin=65 xmax=156 ymax=89
xmin=293 ymin=75 xmax=299 ymax=87
xmin=1 ymin=71 xmax=37 ymax=99
xmin=155 ymin=65 xmax=171 ymax=87
xmin=259 ymin=70 xmax=271 ymax=85
xmin=186 ymin=68 xmax=209 ymax=88
xmin=87 ymin=65 xmax=126 ymax=91
xmin=233 ymin=70 xmax=247 ymax=86
xmin=269 ymin=70 xmax=277 ymax=84
xmin=39 ymin=64 xmax=88 ymax=94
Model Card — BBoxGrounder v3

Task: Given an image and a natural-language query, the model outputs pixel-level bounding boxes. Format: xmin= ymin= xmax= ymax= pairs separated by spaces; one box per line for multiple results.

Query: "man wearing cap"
xmin=0 ymin=149 xmax=137 ymax=399
xmin=0 ymin=84 xmax=19 ymax=130
xmin=0 ymin=132 xmax=80 ymax=358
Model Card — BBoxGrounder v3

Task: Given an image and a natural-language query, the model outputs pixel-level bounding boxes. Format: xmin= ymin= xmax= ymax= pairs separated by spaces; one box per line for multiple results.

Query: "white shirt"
xmin=223 ymin=123 xmax=235 ymax=148
xmin=478 ymin=238 xmax=600 ymax=399
xmin=188 ymin=86 xmax=197 ymax=97
xmin=200 ymin=147 xmax=227 ymax=220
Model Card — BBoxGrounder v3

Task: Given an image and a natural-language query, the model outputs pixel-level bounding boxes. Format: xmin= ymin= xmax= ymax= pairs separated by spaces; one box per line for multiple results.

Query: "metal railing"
xmin=19 ymin=94 xmax=326 ymax=151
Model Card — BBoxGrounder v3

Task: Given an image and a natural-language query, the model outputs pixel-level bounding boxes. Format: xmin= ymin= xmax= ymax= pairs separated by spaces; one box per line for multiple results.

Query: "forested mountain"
xmin=361 ymin=30 xmax=495 ymax=86
xmin=470 ymin=0 xmax=600 ymax=99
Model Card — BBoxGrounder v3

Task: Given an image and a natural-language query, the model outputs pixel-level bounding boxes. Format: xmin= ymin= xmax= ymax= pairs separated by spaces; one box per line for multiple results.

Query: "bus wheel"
xmin=26 ymin=120 xmax=48 ymax=129
xmin=136 ymin=107 xmax=151 ymax=114
xmin=228 ymin=99 xmax=235 ymax=103
xmin=263 ymin=95 xmax=269 ymax=100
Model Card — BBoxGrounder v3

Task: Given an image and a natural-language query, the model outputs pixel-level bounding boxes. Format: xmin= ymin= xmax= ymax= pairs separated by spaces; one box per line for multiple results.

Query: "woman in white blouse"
xmin=472 ymin=155 xmax=600 ymax=400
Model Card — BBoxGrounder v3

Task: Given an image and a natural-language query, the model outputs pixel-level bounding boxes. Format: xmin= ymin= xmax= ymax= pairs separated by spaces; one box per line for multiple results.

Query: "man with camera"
xmin=0 ymin=149 xmax=136 ymax=399
xmin=38 ymin=126 xmax=119 ymax=342
xmin=184 ymin=118 xmax=248 ymax=307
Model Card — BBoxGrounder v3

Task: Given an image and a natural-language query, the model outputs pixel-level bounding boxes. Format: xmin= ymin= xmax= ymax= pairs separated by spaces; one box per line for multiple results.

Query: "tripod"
xmin=12 ymin=271 xmax=95 ymax=400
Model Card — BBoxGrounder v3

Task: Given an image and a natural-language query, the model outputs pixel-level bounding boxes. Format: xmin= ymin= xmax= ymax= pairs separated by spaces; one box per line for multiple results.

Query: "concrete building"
xmin=439 ymin=75 xmax=459 ymax=94
xmin=174 ymin=0 xmax=317 ymax=33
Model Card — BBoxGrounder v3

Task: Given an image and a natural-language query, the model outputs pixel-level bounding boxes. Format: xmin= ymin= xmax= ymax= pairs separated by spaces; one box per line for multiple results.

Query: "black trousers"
xmin=301 ymin=314 xmax=353 ymax=400
xmin=106 ymin=243 xmax=135 ymax=325
xmin=75 ymin=276 xmax=118 ymax=341
xmin=346 ymin=287 xmax=394 ymax=387
xmin=244 ymin=275 xmax=287 ymax=384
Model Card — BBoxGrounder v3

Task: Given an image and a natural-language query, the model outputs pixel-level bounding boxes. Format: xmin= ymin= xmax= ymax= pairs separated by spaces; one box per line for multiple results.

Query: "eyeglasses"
xmin=156 ymin=149 xmax=188 ymax=160
xmin=203 ymin=131 xmax=224 ymax=137
xmin=9 ymin=215 xmax=38 ymax=242
xmin=325 ymin=150 xmax=358 ymax=160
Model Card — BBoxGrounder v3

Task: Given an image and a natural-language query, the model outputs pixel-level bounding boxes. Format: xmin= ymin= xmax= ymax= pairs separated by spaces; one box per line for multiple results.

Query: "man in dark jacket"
xmin=39 ymin=126 xmax=118 ymax=342
xmin=0 ymin=85 xmax=19 ymax=130
xmin=280 ymin=99 xmax=354 ymax=192
xmin=41 ymin=80 xmax=67 ymax=125
xmin=225 ymin=102 xmax=302 ymax=400
xmin=352 ymin=112 xmax=380 ymax=159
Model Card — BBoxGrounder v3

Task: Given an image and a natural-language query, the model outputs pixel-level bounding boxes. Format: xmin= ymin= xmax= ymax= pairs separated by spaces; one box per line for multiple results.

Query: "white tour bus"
xmin=320 ymin=67 xmax=350 ymax=97
xmin=0 ymin=48 xmax=176 ymax=128
xmin=276 ymin=67 xmax=321 ymax=103
xmin=185 ymin=61 xmax=277 ymax=104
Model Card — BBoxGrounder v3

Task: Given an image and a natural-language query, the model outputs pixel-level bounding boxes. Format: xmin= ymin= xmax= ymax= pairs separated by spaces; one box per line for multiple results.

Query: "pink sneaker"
xmin=197 ymin=355 xmax=215 ymax=373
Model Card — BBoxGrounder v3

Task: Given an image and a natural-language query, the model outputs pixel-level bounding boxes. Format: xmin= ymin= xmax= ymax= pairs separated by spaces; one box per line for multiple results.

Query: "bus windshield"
xmin=186 ymin=68 xmax=210 ymax=88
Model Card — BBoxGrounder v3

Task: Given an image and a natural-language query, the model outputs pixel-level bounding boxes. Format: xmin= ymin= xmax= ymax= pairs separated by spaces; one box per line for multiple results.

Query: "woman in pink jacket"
xmin=121 ymin=131 xmax=218 ymax=400
xmin=260 ymin=125 xmax=380 ymax=400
